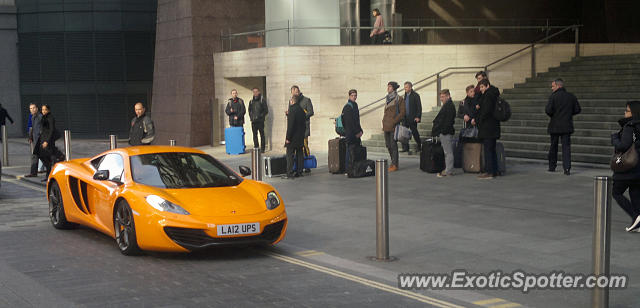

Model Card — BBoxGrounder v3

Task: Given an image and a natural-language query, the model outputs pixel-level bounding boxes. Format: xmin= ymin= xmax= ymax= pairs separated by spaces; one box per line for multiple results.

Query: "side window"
xmin=90 ymin=156 xmax=104 ymax=170
xmin=97 ymin=154 xmax=124 ymax=182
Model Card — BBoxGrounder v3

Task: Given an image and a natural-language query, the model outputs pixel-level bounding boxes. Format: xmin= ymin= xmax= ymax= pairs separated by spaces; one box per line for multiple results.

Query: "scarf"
xmin=386 ymin=91 xmax=397 ymax=105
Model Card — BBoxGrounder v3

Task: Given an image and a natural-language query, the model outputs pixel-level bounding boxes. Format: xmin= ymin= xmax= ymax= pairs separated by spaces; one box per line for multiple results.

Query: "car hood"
xmin=159 ymin=181 xmax=269 ymax=217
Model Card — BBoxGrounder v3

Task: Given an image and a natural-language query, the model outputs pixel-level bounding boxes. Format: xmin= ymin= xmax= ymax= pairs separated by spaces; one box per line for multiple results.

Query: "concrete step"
xmin=503 ymin=86 xmax=636 ymax=95
xmin=548 ymin=63 xmax=640 ymax=72
xmin=506 ymin=99 xmax=632 ymax=107
xmin=515 ymin=79 xmax=638 ymax=88
xmin=502 ymin=140 xmax=613 ymax=156
xmin=536 ymin=70 xmax=640 ymax=78
xmin=502 ymin=92 xmax=640 ymax=100
xmin=502 ymin=119 xmax=618 ymax=130
xmin=501 ymin=133 xmax=610 ymax=146
xmin=501 ymin=126 xmax=612 ymax=138
xmin=572 ymin=54 xmax=640 ymax=62
xmin=505 ymin=148 xmax=608 ymax=164
xmin=510 ymin=106 xmax=623 ymax=115
xmin=509 ymin=113 xmax=620 ymax=122
xmin=560 ymin=58 xmax=640 ymax=66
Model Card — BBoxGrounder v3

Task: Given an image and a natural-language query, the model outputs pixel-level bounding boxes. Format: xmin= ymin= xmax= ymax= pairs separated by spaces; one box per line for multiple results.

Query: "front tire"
xmin=114 ymin=200 xmax=142 ymax=255
xmin=48 ymin=181 xmax=77 ymax=229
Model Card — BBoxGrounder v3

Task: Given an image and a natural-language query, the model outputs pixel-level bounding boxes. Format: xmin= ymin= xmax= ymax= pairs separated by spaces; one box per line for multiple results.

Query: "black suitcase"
xmin=348 ymin=159 xmax=375 ymax=178
xmin=453 ymin=138 xmax=463 ymax=169
xmin=328 ymin=138 xmax=346 ymax=174
xmin=420 ymin=138 xmax=445 ymax=173
xmin=263 ymin=155 xmax=287 ymax=177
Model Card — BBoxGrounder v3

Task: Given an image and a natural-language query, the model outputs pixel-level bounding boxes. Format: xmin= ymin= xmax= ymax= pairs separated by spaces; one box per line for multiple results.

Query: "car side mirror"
xmin=238 ymin=165 xmax=252 ymax=177
xmin=93 ymin=170 xmax=109 ymax=181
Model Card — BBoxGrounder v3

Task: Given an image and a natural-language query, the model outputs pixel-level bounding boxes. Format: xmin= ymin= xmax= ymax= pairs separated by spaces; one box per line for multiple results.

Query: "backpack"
xmin=493 ymin=96 xmax=511 ymax=121
xmin=335 ymin=102 xmax=354 ymax=136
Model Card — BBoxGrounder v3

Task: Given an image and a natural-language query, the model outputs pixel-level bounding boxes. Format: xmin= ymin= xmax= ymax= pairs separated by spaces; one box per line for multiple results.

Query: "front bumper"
xmin=164 ymin=219 xmax=287 ymax=250
xmin=134 ymin=209 xmax=288 ymax=252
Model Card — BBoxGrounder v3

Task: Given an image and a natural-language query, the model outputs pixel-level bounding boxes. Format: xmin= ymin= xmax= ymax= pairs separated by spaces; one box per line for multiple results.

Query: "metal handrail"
xmin=224 ymin=25 xmax=575 ymax=39
xmin=357 ymin=24 xmax=581 ymax=114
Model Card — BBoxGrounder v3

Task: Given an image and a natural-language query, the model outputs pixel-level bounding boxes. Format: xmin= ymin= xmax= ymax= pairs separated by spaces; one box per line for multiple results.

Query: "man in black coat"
xmin=248 ymin=87 xmax=268 ymax=152
xmin=432 ymin=89 xmax=456 ymax=177
xmin=545 ymin=78 xmax=581 ymax=175
xmin=475 ymin=79 xmax=501 ymax=179
xmin=225 ymin=89 xmax=246 ymax=127
xmin=342 ymin=89 xmax=363 ymax=172
xmin=401 ymin=81 xmax=422 ymax=153
xmin=284 ymin=96 xmax=306 ymax=179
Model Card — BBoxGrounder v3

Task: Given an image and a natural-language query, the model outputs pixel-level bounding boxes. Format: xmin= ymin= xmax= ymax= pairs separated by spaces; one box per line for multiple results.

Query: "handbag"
xmin=460 ymin=126 xmax=478 ymax=139
xmin=611 ymin=130 xmax=638 ymax=172
xmin=394 ymin=124 xmax=411 ymax=142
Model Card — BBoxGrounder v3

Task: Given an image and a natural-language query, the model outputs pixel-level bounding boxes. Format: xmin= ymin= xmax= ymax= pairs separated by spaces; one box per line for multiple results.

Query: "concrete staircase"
xmin=363 ymin=54 xmax=640 ymax=164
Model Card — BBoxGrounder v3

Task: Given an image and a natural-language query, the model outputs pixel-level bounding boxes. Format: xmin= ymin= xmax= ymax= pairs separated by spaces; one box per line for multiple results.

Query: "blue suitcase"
xmin=225 ymin=127 xmax=245 ymax=155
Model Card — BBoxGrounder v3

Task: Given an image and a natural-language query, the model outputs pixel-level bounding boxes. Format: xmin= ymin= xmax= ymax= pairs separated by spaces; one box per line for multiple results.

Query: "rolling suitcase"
xmin=453 ymin=138 xmax=463 ymax=169
xmin=225 ymin=127 xmax=245 ymax=155
xmin=420 ymin=138 xmax=445 ymax=173
xmin=463 ymin=143 xmax=483 ymax=173
xmin=263 ymin=155 xmax=287 ymax=177
xmin=328 ymin=138 xmax=346 ymax=174
xmin=347 ymin=159 xmax=375 ymax=178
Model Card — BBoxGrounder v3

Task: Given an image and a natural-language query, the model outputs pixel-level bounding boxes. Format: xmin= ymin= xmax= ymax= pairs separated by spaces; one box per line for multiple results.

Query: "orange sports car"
xmin=46 ymin=146 xmax=287 ymax=255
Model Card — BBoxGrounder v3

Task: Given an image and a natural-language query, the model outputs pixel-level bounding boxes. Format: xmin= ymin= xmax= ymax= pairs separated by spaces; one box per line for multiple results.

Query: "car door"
xmin=88 ymin=153 xmax=125 ymax=234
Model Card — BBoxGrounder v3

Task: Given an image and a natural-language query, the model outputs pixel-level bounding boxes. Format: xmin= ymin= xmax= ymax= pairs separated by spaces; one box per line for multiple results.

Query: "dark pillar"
xmin=152 ymin=0 xmax=264 ymax=147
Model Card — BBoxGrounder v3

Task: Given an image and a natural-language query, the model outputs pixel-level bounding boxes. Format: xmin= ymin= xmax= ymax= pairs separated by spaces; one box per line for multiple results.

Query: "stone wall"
xmin=214 ymin=43 xmax=640 ymax=154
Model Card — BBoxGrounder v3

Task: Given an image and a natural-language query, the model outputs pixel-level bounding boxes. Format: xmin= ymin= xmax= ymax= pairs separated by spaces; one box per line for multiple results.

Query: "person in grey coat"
xmin=25 ymin=103 xmax=42 ymax=177
xmin=545 ymin=78 xmax=581 ymax=175
xmin=290 ymin=85 xmax=314 ymax=157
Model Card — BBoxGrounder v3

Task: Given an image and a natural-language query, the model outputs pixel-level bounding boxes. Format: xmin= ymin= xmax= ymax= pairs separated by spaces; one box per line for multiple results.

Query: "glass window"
xmin=130 ymin=152 xmax=242 ymax=189
xmin=97 ymin=153 xmax=124 ymax=182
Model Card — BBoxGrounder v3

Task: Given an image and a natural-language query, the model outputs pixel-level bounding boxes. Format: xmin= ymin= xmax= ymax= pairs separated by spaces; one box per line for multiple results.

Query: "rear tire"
xmin=114 ymin=200 xmax=142 ymax=256
xmin=48 ymin=181 xmax=77 ymax=229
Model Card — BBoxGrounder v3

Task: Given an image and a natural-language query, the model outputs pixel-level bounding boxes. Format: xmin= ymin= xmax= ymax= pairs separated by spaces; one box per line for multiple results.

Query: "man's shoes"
xmin=626 ymin=215 xmax=640 ymax=232
xmin=282 ymin=174 xmax=294 ymax=179
xmin=547 ymin=168 xmax=556 ymax=173
xmin=38 ymin=170 xmax=46 ymax=174
xmin=478 ymin=174 xmax=494 ymax=180
xmin=304 ymin=168 xmax=311 ymax=173
xmin=564 ymin=169 xmax=570 ymax=176
xmin=388 ymin=165 xmax=398 ymax=172
xmin=41 ymin=178 xmax=48 ymax=182
xmin=295 ymin=173 xmax=303 ymax=178
xmin=437 ymin=172 xmax=446 ymax=178
xmin=23 ymin=174 xmax=37 ymax=178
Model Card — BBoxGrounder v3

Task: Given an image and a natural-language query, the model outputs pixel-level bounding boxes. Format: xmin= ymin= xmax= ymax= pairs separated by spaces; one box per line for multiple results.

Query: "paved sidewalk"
xmin=1 ymin=138 xmax=637 ymax=307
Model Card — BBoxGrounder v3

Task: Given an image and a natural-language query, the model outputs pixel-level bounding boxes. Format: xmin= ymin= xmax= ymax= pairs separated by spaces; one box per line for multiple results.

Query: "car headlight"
xmin=266 ymin=191 xmax=281 ymax=210
xmin=146 ymin=195 xmax=190 ymax=215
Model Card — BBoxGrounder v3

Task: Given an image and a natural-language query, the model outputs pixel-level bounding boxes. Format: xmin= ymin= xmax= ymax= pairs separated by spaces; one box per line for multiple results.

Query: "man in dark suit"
xmin=545 ymin=78 xmax=581 ymax=175
xmin=475 ymin=79 xmax=501 ymax=179
xmin=284 ymin=95 xmax=306 ymax=179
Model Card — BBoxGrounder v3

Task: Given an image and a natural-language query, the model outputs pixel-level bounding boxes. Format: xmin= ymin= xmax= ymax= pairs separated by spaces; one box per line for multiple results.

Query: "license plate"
xmin=217 ymin=222 xmax=260 ymax=236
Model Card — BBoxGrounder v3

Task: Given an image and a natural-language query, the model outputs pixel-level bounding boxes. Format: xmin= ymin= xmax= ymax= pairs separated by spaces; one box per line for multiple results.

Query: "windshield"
xmin=130 ymin=152 xmax=242 ymax=189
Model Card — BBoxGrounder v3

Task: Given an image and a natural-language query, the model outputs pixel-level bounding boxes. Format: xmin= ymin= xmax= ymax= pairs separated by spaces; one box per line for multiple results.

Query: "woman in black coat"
xmin=611 ymin=100 xmax=640 ymax=232
xmin=35 ymin=104 xmax=63 ymax=179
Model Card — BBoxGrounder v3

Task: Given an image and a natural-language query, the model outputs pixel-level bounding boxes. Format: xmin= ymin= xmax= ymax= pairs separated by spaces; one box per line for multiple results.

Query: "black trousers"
xmin=401 ymin=121 xmax=421 ymax=151
xmin=251 ymin=121 xmax=265 ymax=151
xmin=483 ymin=138 xmax=498 ymax=176
xmin=286 ymin=145 xmax=304 ymax=176
xmin=549 ymin=134 xmax=571 ymax=171
xmin=612 ymin=180 xmax=640 ymax=221
xmin=36 ymin=140 xmax=63 ymax=177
